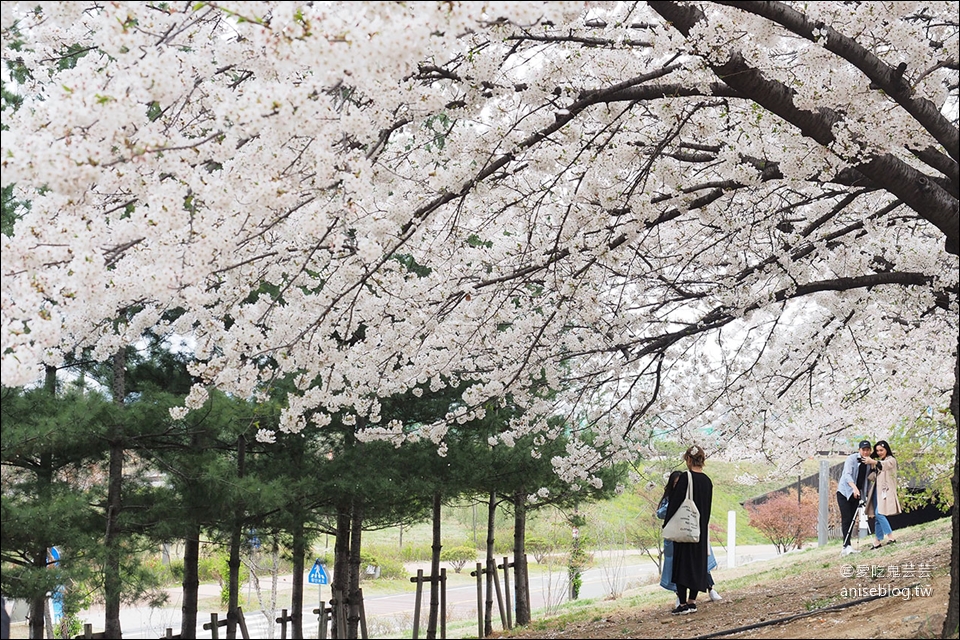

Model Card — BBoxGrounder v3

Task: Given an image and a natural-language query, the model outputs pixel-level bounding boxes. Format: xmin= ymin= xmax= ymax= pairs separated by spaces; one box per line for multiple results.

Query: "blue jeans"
xmin=872 ymin=491 xmax=893 ymax=541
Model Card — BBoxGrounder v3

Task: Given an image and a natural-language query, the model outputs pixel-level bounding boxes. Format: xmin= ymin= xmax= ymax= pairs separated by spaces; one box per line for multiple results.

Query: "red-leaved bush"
xmin=746 ymin=487 xmax=820 ymax=553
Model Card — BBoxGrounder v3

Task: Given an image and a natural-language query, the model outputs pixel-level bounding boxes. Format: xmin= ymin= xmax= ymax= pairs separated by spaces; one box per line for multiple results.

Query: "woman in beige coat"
xmin=867 ymin=440 xmax=902 ymax=548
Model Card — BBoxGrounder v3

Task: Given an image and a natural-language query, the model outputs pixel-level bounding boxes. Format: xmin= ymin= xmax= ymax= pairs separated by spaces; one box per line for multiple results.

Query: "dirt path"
xmin=494 ymin=520 xmax=952 ymax=639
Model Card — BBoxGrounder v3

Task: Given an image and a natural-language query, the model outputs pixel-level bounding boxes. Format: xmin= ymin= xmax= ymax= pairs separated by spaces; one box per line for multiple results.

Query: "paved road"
xmin=69 ymin=545 xmax=780 ymax=639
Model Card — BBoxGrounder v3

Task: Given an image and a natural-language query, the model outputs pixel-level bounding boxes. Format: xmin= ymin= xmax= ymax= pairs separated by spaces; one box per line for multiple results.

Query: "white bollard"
xmin=818 ymin=459 xmax=830 ymax=547
xmin=727 ymin=510 xmax=736 ymax=569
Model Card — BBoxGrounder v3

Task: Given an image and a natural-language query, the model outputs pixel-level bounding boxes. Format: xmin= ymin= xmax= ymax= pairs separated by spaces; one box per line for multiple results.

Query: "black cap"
xmin=858 ymin=440 xmax=871 ymax=449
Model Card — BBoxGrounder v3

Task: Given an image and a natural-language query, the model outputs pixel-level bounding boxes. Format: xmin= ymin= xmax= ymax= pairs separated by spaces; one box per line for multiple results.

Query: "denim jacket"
xmin=656 ymin=497 xmax=668 ymax=520
xmin=837 ymin=452 xmax=877 ymax=499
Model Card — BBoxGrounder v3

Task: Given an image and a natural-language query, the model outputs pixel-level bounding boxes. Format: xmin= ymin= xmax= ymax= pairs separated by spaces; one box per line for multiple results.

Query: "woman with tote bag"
xmin=662 ymin=445 xmax=713 ymax=615
xmin=658 ymin=470 xmax=722 ymax=604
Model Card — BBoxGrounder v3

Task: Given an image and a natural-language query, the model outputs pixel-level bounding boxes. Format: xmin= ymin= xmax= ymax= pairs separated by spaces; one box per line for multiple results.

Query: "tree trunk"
xmin=347 ymin=504 xmax=363 ymax=639
xmin=181 ymin=426 xmax=204 ymax=639
xmin=29 ymin=367 xmax=57 ymax=639
xmin=27 ymin=547 xmax=46 ymax=640
xmin=484 ymin=492 xmax=497 ymax=637
xmin=943 ymin=339 xmax=959 ymax=639
xmin=181 ymin=524 xmax=200 ymax=638
xmin=270 ymin=540 xmax=280 ymax=640
xmin=426 ymin=492 xmax=442 ymax=639
xmin=332 ymin=504 xmax=351 ymax=639
xmin=104 ymin=349 xmax=126 ymax=639
xmin=227 ymin=435 xmax=246 ymax=639
xmin=512 ymin=490 xmax=531 ymax=626
xmin=291 ymin=518 xmax=305 ymax=639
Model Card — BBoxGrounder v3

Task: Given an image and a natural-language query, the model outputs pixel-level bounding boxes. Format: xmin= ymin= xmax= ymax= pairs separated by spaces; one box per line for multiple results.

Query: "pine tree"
xmin=1 ymin=370 xmax=111 ymax=639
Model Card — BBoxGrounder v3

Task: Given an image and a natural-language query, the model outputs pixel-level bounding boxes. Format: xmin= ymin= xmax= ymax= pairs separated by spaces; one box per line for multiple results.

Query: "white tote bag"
xmin=662 ymin=471 xmax=701 ymax=543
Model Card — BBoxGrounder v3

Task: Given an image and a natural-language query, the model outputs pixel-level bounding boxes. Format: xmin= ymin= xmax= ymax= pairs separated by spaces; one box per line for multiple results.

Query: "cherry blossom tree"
xmin=2 ymin=2 xmax=957 ymax=635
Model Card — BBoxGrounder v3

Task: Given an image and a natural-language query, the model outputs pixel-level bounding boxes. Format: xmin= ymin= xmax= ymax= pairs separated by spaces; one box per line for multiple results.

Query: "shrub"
xmin=375 ymin=556 xmax=406 ymax=580
xmin=358 ymin=551 xmax=406 ymax=581
xmin=140 ymin=556 xmax=180 ymax=587
xmin=168 ymin=559 xmax=185 ymax=584
xmin=395 ymin=543 xmax=433 ymax=563
xmin=439 ymin=546 xmax=477 ymax=573
xmin=197 ymin=556 xmax=222 ymax=583
xmin=525 ymin=536 xmax=553 ymax=564
xmin=746 ymin=487 xmax=819 ymax=553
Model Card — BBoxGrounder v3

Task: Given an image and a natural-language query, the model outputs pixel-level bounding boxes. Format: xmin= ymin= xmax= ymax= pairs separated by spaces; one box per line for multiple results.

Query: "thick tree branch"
xmin=718 ymin=1 xmax=959 ymax=164
xmin=649 ymin=1 xmax=960 ymax=255
xmin=625 ymin=271 xmax=938 ymax=361
xmin=507 ymin=33 xmax=652 ymax=48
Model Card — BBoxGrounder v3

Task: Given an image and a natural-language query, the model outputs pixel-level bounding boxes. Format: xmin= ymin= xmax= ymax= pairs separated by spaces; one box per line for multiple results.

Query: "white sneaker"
xmin=841 ymin=545 xmax=859 ymax=556
xmin=709 ymin=589 xmax=722 ymax=602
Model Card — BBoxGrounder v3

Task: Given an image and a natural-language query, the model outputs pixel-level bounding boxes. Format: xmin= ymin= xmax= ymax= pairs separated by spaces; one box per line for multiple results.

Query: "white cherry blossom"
xmin=1 ymin=1 xmax=955 ymax=505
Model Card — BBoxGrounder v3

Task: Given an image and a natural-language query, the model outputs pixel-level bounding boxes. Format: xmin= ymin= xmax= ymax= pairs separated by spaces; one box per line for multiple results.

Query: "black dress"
xmin=664 ymin=469 xmax=713 ymax=593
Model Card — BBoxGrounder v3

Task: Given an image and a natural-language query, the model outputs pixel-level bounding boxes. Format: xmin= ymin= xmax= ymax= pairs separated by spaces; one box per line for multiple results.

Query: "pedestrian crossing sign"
xmin=308 ymin=560 xmax=328 ymax=585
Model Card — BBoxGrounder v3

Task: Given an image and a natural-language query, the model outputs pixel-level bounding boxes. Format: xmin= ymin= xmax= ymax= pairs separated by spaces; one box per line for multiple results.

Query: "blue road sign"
xmin=52 ymin=589 xmax=64 ymax=623
xmin=246 ymin=529 xmax=261 ymax=551
xmin=308 ymin=560 xmax=328 ymax=585
xmin=49 ymin=547 xmax=63 ymax=623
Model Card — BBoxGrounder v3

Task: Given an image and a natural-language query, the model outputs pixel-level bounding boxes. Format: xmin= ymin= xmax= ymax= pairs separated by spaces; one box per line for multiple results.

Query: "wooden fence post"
xmin=409 ymin=568 xmax=448 ymax=640
xmin=440 ymin=568 xmax=447 ymax=640
xmin=334 ymin=589 xmax=348 ymax=640
xmin=236 ymin=606 xmax=250 ymax=639
xmin=313 ymin=603 xmax=329 ymax=639
xmin=276 ymin=608 xmax=293 ymax=640
xmin=492 ymin=563 xmax=507 ymax=629
xmin=472 ymin=562 xmax=483 ymax=638
xmin=208 ymin=613 xmax=220 ymax=640
xmin=357 ymin=587 xmax=368 ymax=640
xmin=411 ymin=569 xmax=424 ymax=640
xmin=500 ymin=557 xmax=513 ymax=630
